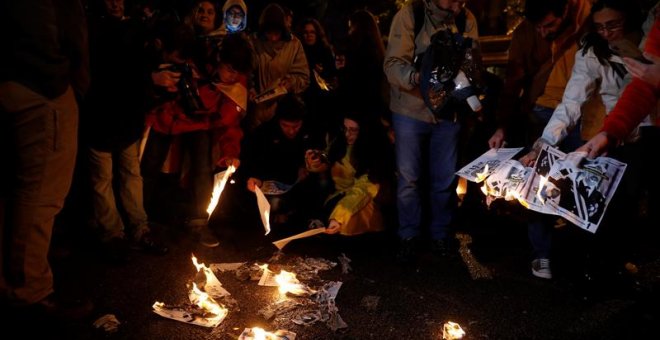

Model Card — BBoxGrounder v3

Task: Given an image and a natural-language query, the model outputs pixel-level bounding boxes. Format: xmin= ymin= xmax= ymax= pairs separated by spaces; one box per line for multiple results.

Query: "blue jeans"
xmin=529 ymin=105 xmax=584 ymax=259
xmin=393 ymin=113 xmax=460 ymax=241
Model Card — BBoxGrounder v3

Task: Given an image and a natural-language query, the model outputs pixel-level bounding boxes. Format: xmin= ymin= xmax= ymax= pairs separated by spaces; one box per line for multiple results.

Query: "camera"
xmin=166 ymin=63 xmax=205 ymax=115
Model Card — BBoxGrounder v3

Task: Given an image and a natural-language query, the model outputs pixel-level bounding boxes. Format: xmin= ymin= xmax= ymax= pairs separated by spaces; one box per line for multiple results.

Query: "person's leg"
xmin=186 ymin=131 xmax=213 ymax=220
xmin=392 ymin=114 xmax=429 ymax=241
xmin=89 ymin=147 xmax=125 ymax=241
xmin=428 ymin=120 xmax=460 ymax=241
xmin=0 ymin=83 xmax=78 ymax=304
xmin=116 ymin=141 xmax=149 ymax=240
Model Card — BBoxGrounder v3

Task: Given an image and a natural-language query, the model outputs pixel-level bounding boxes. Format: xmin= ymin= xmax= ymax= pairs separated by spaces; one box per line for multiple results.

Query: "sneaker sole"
xmin=531 ymin=269 xmax=553 ymax=279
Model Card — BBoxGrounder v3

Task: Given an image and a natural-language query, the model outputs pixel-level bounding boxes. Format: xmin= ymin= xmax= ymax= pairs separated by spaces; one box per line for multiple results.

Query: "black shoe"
xmin=132 ymin=233 xmax=169 ymax=255
xmin=101 ymin=237 xmax=131 ymax=264
xmin=31 ymin=293 xmax=94 ymax=321
xmin=431 ymin=238 xmax=458 ymax=259
xmin=396 ymin=237 xmax=418 ymax=265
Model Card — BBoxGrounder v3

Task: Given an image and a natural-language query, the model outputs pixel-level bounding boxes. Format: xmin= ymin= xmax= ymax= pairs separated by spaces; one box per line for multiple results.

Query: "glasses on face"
xmin=594 ymin=19 xmax=624 ymax=34
xmin=342 ymin=126 xmax=360 ymax=134
xmin=228 ymin=10 xmax=244 ymax=18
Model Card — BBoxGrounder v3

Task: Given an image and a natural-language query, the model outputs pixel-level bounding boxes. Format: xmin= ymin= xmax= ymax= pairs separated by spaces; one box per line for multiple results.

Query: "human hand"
xmin=152 ymin=64 xmax=180 ymax=92
xmin=624 ymin=52 xmax=660 ymax=88
xmin=325 ymin=219 xmax=341 ymax=234
xmin=248 ymin=88 xmax=257 ymax=102
xmin=247 ymin=177 xmax=262 ymax=192
xmin=576 ymin=131 xmax=610 ymax=158
xmin=305 ymin=149 xmax=328 ymax=172
xmin=488 ymin=128 xmax=506 ymax=149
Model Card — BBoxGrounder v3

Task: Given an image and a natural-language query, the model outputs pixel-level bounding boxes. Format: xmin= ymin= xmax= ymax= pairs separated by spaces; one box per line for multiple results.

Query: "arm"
xmin=383 ymin=6 xmax=418 ymax=91
xmin=328 ymin=174 xmax=380 ymax=230
xmin=282 ymin=38 xmax=310 ymax=94
xmin=601 ymin=19 xmax=660 ymax=142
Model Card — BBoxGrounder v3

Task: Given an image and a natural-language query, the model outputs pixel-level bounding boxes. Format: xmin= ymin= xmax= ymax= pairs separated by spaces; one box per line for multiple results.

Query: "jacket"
xmin=540 ymin=47 xmax=649 ymax=146
xmin=384 ymin=1 xmax=478 ymax=123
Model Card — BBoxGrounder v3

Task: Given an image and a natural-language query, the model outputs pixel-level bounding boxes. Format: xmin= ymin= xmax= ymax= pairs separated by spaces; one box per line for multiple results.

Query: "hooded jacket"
xmin=384 ymin=0 xmax=478 ymax=123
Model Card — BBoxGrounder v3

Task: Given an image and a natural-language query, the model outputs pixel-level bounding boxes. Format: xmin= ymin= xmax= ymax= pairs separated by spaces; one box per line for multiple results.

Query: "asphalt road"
xmin=7 ymin=181 xmax=659 ymax=340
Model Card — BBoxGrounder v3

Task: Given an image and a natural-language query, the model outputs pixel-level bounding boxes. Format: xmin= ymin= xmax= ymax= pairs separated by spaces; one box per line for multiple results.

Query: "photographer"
xmin=142 ymin=23 xmax=252 ymax=248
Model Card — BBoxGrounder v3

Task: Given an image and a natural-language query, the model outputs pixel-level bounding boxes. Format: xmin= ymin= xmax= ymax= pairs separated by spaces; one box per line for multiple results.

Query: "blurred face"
xmin=226 ymin=6 xmax=244 ymax=28
xmin=194 ymin=1 xmax=216 ymax=34
xmin=302 ymin=23 xmax=317 ymax=46
xmin=265 ymin=30 xmax=282 ymax=42
xmin=218 ymin=62 xmax=239 ymax=84
xmin=535 ymin=11 xmax=567 ymax=40
xmin=279 ymin=119 xmax=303 ymax=139
xmin=435 ymin=0 xmax=467 ymax=16
xmin=593 ymin=8 xmax=626 ymax=43
xmin=343 ymin=118 xmax=360 ymax=145
xmin=104 ymin=0 xmax=125 ymax=18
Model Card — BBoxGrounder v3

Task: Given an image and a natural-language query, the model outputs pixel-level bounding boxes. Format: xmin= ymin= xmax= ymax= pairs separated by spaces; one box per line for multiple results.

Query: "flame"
xmin=206 ymin=165 xmax=237 ymax=218
xmin=191 ymin=283 xmax=227 ymax=319
xmin=475 ymin=164 xmax=489 ymax=182
xmin=442 ymin=321 xmax=465 ymax=339
xmin=253 ymin=327 xmax=267 ymax=340
xmin=536 ymin=175 xmax=548 ymax=204
xmin=455 ymin=177 xmax=467 ymax=197
xmin=274 ymin=270 xmax=311 ymax=296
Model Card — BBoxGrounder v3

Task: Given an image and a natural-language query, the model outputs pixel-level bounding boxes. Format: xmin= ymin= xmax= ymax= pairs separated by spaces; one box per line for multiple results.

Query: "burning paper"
xmin=254 ymin=185 xmax=271 ymax=235
xmin=152 ymin=255 xmax=230 ymax=327
xmin=238 ymin=327 xmax=297 ymax=340
xmin=456 ymin=147 xmax=524 ymax=182
xmin=192 ymin=255 xmax=231 ymax=298
xmin=478 ymin=145 xmax=626 ymax=233
xmin=272 ymin=227 xmax=326 ymax=250
xmin=93 ymin=314 xmax=120 ymax=333
xmin=443 ymin=321 xmax=465 ymax=339
xmin=152 ymin=301 xmax=227 ymax=328
xmin=275 ymin=270 xmax=316 ymax=297
xmin=207 ymin=165 xmax=236 ymax=219
xmin=258 ymin=265 xmax=279 ymax=287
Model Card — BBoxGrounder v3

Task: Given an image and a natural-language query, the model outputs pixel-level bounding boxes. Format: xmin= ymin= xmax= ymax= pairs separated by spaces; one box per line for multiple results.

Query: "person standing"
xmin=0 ymin=0 xmax=93 ymax=318
xmin=384 ymin=0 xmax=479 ymax=263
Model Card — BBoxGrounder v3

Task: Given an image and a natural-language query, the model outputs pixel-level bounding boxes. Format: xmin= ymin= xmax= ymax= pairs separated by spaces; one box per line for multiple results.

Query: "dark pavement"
xmin=6 ymin=181 xmax=660 ymax=340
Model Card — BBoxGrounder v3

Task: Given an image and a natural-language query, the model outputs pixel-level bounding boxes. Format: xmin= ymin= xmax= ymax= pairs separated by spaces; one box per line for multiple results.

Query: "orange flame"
xmin=207 ymin=165 xmax=237 ymax=218
xmin=442 ymin=321 xmax=465 ymax=339
xmin=274 ymin=270 xmax=313 ymax=297
xmin=475 ymin=164 xmax=489 ymax=182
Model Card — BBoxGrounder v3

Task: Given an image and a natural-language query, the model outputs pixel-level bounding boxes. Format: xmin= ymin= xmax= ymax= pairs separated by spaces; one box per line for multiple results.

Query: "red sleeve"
xmin=602 ymin=19 xmax=660 ymax=141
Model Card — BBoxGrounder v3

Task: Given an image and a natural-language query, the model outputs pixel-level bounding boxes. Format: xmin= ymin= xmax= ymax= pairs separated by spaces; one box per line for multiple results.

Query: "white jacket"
xmin=540 ymin=47 xmax=650 ymax=146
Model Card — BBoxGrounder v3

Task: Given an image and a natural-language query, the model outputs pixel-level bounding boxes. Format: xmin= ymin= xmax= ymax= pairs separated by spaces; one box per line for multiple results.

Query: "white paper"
xmin=254 ymin=185 xmax=271 ymax=235
xmin=456 ymin=147 xmax=524 ymax=182
xmin=255 ymin=80 xmax=288 ymax=104
xmin=209 ymin=262 xmax=246 ymax=272
xmin=272 ymin=227 xmax=326 ymax=250
xmin=258 ymin=268 xmax=279 ymax=287
xmin=152 ymin=302 xmax=226 ymax=328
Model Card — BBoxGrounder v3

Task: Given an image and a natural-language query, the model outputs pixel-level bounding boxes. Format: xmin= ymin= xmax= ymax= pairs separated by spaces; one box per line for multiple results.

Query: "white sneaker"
xmin=531 ymin=258 xmax=552 ymax=279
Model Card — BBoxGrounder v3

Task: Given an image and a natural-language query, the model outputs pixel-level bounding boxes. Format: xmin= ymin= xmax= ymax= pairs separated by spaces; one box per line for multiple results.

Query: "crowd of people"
xmin=1 ymin=0 xmax=658 ymax=323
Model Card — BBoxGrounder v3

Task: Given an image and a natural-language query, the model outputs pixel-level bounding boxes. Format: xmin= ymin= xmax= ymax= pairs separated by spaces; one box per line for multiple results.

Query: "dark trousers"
xmin=0 ymin=82 xmax=78 ymax=304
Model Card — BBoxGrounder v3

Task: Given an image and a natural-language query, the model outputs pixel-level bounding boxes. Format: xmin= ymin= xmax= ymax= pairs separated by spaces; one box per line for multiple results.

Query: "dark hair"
xmin=185 ymin=0 xmax=222 ymax=35
xmin=580 ymin=0 xmax=643 ymax=66
xmin=525 ymin=0 xmax=568 ymax=24
xmin=296 ymin=18 xmax=332 ymax=50
xmin=328 ymin=110 xmax=393 ymax=184
xmin=275 ymin=94 xmax=306 ymax=122
xmin=347 ymin=10 xmax=385 ymax=63
xmin=153 ymin=19 xmax=196 ymax=58
xmin=217 ymin=34 xmax=253 ymax=73
xmin=258 ymin=3 xmax=291 ymax=40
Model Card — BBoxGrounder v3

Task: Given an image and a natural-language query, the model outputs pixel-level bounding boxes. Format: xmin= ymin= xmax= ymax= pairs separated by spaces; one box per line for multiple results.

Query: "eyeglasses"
xmin=227 ymin=10 xmax=244 ymax=18
xmin=594 ymin=20 xmax=624 ymax=34
xmin=342 ymin=126 xmax=360 ymax=134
